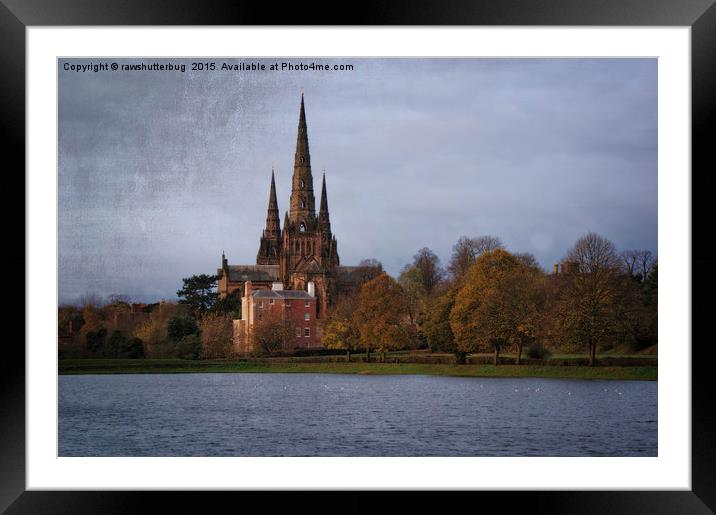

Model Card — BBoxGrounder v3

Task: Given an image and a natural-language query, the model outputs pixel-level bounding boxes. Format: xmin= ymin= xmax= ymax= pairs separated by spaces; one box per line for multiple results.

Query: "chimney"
xmin=244 ymin=280 xmax=253 ymax=298
xmin=553 ymin=263 xmax=559 ymax=274
xmin=272 ymin=282 xmax=283 ymax=291
xmin=307 ymin=281 xmax=315 ymax=297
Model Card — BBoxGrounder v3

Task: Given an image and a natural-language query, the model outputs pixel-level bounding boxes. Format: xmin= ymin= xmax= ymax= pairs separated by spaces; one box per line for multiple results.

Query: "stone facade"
xmin=218 ymin=95 xmax=380 ymax=338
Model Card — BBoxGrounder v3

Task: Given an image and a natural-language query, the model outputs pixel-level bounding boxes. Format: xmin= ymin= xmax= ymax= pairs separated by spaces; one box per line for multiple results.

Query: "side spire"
xmin=262 ymin=169 xmax=281 ymax=238
xmin=318 ymin=172 xmax=332 ymax=237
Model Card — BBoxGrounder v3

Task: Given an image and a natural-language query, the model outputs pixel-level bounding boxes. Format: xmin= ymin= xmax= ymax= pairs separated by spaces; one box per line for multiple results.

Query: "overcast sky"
xmin=58 ymin=58 xmax=657 ymax=304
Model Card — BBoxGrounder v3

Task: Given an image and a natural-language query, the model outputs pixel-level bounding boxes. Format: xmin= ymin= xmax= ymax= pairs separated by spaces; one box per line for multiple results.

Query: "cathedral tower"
xmin=288 ymin=93 xmax=316 ymax=231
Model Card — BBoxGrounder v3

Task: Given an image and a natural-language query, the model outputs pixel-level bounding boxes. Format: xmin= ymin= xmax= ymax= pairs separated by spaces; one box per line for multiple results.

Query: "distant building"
xmin=233 ymin=280 xmax=320 ymax=353
xmin=552 ymin=261 xmax=580 ymax=274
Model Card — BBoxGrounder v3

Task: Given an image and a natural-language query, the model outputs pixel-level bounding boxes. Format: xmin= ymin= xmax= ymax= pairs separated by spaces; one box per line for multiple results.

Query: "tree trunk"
xmin=589 ymin=342 xmax=596 ymax=367
xmin=455 ymin=351 xmax=467 ymax=365
xmin=346 ymin=349 xmax=351 ymax=363
xmin=493 ymin=346 xmax=499 ymax=366
xmin=365 ymin=349 xmax=370 ymax=363
xmin=515 ymin=343 xmax=522 ymax=365
xmin=380 ymin=350 xmax=386 ymax=363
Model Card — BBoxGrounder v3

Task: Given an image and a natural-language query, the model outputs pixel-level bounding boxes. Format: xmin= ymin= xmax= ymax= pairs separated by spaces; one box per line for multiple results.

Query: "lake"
xmin=59 ymin=373 xmax=657 ymax=457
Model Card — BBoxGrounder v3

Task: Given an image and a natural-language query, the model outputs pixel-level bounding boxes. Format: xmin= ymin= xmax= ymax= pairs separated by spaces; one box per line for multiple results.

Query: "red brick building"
xmin=233 ymin=280 xmax=320 ymax=353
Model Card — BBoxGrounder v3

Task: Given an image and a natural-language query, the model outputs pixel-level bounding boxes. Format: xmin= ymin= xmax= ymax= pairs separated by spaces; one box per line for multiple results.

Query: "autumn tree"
xmin=132 ymin=302 xmax=187 ymax=358
xmin=199 ymin=312 xmax=234 ymax=359
xmin=320 ymin=293 xmax=360 ymax=361
xmin=448 ymin=235 xmax=504 ymax=281
xmin=450 ymin=249 xmax=543 ymax=365
xmin=554 ymin=233 xmax=625 ymax=366
xmin=353 ymin=273 xmax=414 ymax=362
xmin=251 ymin=310 xmax=292 ymax=356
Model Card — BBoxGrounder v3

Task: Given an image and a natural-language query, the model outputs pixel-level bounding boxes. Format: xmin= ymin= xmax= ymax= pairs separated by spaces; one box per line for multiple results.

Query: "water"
xmin=59 ymin=373 xmax=657 ymax=457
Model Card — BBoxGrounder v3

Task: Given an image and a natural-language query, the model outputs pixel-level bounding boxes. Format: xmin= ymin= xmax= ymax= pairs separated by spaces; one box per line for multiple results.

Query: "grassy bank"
xmin=59 ymin=358 xmax=657 ymax=381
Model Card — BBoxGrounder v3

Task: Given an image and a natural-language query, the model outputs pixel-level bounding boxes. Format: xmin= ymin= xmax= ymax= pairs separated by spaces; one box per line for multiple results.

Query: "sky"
xmin=58 ymin=58 xmax=657 ymax=304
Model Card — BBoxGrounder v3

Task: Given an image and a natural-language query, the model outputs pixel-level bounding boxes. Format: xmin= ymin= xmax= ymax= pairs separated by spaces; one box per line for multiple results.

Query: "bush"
xmin=168 ymin=316 xmax=200 ymax=341
xmin=527 ymin=342 xmax=551 ymax=359
xmin=85 ymin=328 xmax=107 ymax=354
xmin=176 ymin=334 xmax=202 ymax=360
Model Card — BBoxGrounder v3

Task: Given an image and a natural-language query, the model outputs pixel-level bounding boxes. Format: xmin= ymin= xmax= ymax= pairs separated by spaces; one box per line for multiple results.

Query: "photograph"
xmin=57 ymin=57 xmax=658 ymax=458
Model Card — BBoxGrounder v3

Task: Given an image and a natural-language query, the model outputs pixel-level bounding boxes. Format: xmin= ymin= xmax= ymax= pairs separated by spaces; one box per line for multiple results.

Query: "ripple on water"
xmin=59 ymin=373 xmax=657 ymax=457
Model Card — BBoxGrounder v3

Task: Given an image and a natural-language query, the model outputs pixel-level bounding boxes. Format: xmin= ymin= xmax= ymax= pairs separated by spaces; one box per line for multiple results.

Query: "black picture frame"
xmin=2 ymin=1 xmax=714 ymax=513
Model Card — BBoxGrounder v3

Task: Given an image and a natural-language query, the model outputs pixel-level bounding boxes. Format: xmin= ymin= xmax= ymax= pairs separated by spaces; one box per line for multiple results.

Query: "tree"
xmin=132 ymin=302 xmax=187 ymax=358
xmin=85 ymin=327 xmax=107 ymax=354
xmin=320 ymin=293 xmax=360 ymax=361
xmin=353 ymin=273 xmax=414 ymax=362
xmin=199 ymin=312 xmax=234 ymax=359
xmin=554 ymin=233 xmax=624 ymax=366
xmin=411 ymin=247 xmax=444 ymax=294
xmin=79 ymin=303 xmax=104 ymax=344
xmin=620 ymin=249 xmax=655 ymax=283
xmin=107 ymin=330 xmax=127 ymax=358
xmin=177 ymin=274 xmax=218 ymax=316
xmin=423 ymin=287 xmax=465 ymax=363
xmin=448 ymin=235 xmax=504 ymax=281
xmin=251 ymin=310 xmax=292 ymax=356
xmin=450 ymin=249 xmax=542 ymax=365
xmin=168 ymin=316 xmax=200 ymax=341
xmin=211 ymin=294 xmax=241 ymax=319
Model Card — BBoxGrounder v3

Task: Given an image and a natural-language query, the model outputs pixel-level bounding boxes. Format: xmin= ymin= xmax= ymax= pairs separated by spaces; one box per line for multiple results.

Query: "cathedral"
xmin=218 ymin=94 xmax=380 ymax=321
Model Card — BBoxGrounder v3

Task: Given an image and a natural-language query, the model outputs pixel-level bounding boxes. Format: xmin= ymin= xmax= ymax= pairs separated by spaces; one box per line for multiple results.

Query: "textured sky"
xmin=58 ymin=58 xmax=657 ymax=304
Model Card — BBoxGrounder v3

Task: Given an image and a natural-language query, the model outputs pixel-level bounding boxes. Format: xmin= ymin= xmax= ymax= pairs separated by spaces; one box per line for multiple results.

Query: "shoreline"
xmin=59 ymin=359 xmax=657 ymax=381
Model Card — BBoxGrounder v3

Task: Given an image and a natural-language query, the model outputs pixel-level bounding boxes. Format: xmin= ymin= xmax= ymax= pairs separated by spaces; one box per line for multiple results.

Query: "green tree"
xmin=177 ymin=274 xmax=218 ymax=316
xmin=450 ymin=249 xmax=542 ymax=365
xmin=168 ymin=316 xmax=200 ymax=341
xmin=423 ymin=287 xmax=466 ymax=363
xmin=107 ymin=330 xmax=127 ymax=358
xmin=85 ymin=327 xmax=107 ymax=354
xmin=176 ymin=334 xmax=202 ymax=360
xmin=353 ymin=273 xmax=414 ymax=363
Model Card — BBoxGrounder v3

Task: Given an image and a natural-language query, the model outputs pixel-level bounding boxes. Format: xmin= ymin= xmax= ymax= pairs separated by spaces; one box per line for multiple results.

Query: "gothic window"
xmin=300 ymin=179 xmax=305 ymax=188
xmin=299 ymin=223 xmax=306 ymax=233
xmin=300 ymin=199 xmax=305 ymax=208
xmin=300 ymin=157 xmax=305 ymax=165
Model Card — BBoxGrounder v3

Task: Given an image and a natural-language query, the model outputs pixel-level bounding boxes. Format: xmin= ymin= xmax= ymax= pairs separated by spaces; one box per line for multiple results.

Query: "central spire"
xmin=289 ymin=93 xmax=316 ymax=226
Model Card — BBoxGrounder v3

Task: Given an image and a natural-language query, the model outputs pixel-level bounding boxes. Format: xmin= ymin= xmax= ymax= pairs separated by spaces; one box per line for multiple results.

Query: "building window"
xmin=295 ymin=327 xmax=301 ymax=337
xmin=258 ymin=301 xmax=263 ymax=308
xmin=299 ymin=223 xmax=306 ymax=232
xmin=285 ymin=301 xmax=292 ymax=307
xmin=300 ymin=199 xmax=305 ymax=208
xmin=304 ymin=328 xmax=310 ymax=337
xmin=304 ymin=300 xmax=310 ymax=307
xmin=304 ymin=312 xmax=310 ymax=321
xmin=269 ymin=299 xmax=274 ymax=305
xmin=258 ymin=313 xmax=263 ymax=320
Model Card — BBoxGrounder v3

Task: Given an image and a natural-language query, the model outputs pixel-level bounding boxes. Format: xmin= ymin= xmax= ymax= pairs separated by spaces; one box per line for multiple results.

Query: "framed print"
xmin=3 ymin=0 xmax=715 ymax=512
